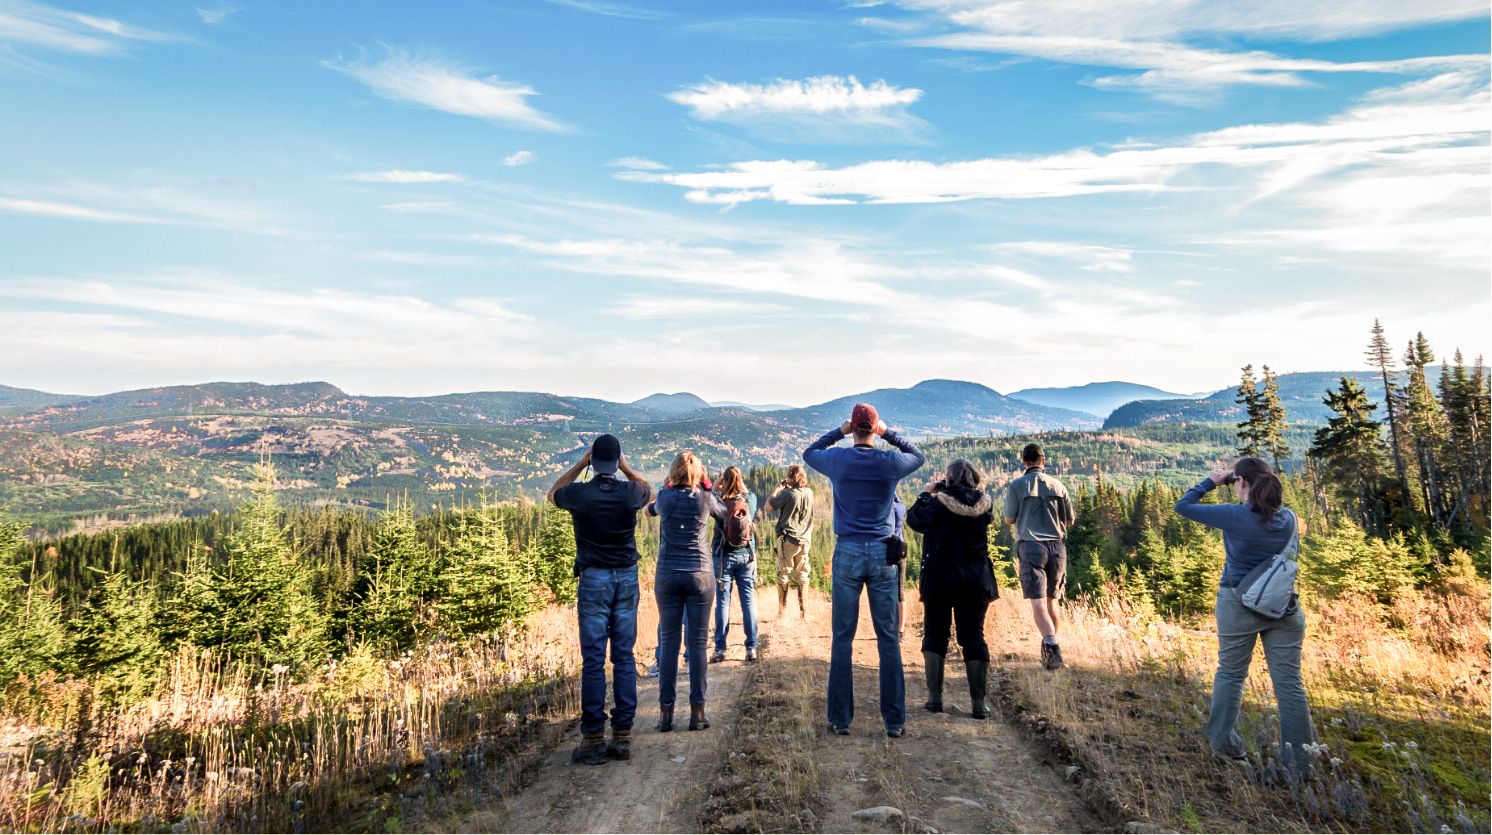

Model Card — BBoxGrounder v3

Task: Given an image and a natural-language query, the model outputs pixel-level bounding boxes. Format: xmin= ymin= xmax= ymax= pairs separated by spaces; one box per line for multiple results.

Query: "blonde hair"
xmin=667 ymin=451 xmax=704 ymax=489
xmin=717 ymin=466 xmax=745 ymax=499
xmin=785 ymin=464 xmax=808 ymax=488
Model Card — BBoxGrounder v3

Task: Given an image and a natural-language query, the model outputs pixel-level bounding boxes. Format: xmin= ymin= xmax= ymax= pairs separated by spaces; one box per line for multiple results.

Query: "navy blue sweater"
xmin=802 ymin=428 xmax=925 ymax=542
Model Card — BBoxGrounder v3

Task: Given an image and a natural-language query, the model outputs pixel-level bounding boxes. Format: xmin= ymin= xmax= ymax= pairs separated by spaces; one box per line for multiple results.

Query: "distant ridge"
xmin=631 ymin=392 xmax=712 ymax=415
xmin=784 ymin=379 xmax=1099 ymax=436
xmin=709 ymin=400 xmax=792 ymax=412
xmin=1008 ymin=381 xmax=1190 ymax=420
xmin=0 ymin=384 xmax=79 ymax=411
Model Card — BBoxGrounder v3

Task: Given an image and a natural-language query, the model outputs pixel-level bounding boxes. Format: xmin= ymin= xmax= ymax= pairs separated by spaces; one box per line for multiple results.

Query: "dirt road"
xmin=446 ymin=589 xmax=1100 ymax=833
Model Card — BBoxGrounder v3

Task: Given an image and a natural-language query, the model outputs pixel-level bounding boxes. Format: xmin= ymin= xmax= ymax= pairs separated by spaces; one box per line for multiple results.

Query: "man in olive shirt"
xmin=1002 ymin=443 xmax=1075 ymax=670
xmin=766 ymin=464 xmax=814 ymax=619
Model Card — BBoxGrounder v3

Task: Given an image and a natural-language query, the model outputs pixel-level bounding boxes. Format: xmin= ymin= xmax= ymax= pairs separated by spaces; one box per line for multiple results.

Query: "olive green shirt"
xmin=1002 ymin=467 xmax=1075 ymax=542
xmin=768 ymin=486 xmax=815 ymax=545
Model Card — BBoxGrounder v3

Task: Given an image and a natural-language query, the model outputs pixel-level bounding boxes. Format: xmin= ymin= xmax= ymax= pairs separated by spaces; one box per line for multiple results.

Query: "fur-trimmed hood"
xmin=933 ymin=487 xmax=992 ymax=517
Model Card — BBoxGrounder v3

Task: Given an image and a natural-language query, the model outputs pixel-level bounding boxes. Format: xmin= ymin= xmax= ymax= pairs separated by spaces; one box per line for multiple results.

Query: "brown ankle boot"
xmin=657 ymin=703 xmax=674 ymax=732
xmin=778 ymin=585 xmax=789 ymax=612
xmin=571 ymin=731 xmax=607 ymax=765
xmin=797 ymin=586 xmax=809 ymax=619
xmin=688 ymin=703 xmax=710 ymax=731
xmin=607 ymin=726 xmax=632 ymax=760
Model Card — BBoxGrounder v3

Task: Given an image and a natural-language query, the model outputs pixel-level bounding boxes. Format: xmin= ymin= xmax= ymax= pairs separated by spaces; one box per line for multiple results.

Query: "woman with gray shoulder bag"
xmin=1174 ymin=456 xmax=1317 ymax=777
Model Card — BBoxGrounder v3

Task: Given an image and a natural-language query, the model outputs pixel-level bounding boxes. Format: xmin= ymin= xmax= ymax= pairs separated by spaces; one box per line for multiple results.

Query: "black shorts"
xmin=1016 ymin=540 xmax=1066 ymax=600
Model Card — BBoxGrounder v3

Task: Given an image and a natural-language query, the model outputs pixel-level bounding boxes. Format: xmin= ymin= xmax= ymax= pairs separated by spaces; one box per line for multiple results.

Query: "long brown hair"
xmin=716 ymin=466 xmax=745 ymax=500
xmin=667 ymin=451 xmax=704 ymax=489
xmin=1234 ymin=456 xmax=1283 ymax=521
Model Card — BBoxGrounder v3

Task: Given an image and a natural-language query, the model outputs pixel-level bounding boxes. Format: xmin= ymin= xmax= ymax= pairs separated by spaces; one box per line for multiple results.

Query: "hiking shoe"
xmin=829 ymin=724 xmax=850 ymax=736
xmin=709 ymin=650 xmax=727 ymax=664
xmin=570 ymin=735 xmax=608 ymax=766
xmin=745 ymin=648 xmax=758 ymax=662
xmin=645 ymin=661 xmax=659 ymax=678
xmin=886 ymin=727 xmax=905 ymax=738
xmin=1040 ymin=641 xmax=1064 ymax=670
xmin=607 ymin=728 xmax=632 ymax=761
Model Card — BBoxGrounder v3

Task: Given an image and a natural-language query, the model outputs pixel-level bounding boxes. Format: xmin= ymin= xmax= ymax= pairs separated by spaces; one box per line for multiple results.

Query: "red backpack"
xmin=723 ymin=498 xmax=753 ymax=549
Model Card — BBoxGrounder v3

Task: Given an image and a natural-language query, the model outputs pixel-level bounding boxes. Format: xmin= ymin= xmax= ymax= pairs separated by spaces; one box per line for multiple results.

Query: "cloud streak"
xmin=325 ymin=50 xmax=567 ymax=131
xmin=0 ymin=0 xmax=178 ymax=55
xmin=667 ymin=75 xmax=928 ymax=141
xmin=343 ymin=169 xmax=466 ymax=183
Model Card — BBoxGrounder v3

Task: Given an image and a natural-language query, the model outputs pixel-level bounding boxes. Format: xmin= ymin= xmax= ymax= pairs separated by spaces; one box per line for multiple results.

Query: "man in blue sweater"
xmin=804 ymin=402 xmax=925 ymax=737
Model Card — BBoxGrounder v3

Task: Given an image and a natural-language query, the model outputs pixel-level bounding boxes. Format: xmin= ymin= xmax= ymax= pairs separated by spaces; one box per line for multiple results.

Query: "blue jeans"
xmin=577 ymin=565 xmax=639 ymax=735
xmin=656 ymin=569 xmax=714 ymax=706
xmin=828 ymin=539 xmax=905 ymax=731
xmin=714 ymin=550 xmax=759 ymax=653
xmin=1209 ymin=586 xmax=1316 ymax=776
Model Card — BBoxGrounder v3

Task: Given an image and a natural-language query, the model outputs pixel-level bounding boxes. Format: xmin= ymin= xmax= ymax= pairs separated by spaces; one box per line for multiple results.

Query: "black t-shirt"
xmin=553 ymin=475 xmax=651 ymax=570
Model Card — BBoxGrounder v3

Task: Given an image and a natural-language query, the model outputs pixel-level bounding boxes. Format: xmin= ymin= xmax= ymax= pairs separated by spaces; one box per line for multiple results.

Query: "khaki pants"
xmin=776 ymin=538 xmax=810 ymax=589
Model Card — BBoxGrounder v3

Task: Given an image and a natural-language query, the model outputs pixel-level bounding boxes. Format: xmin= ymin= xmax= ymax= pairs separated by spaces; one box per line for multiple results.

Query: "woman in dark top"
xmin=648 ymin=451 xmax=725 ymax=732
xmin=905 ymin=458 xmax=997 ymax=719
xmin=1174 ymin=456 xmax=1316 ymax=776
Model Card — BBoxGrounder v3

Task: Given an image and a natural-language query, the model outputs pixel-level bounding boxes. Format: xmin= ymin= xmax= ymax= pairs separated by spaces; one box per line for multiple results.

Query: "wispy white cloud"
xmin=0 ymin=0 xmax=178 ymax=55
xmin=609 ymin=156 xmax=669 ymax=170
xmin=360 ymin=250 xmax=479 ymax=266
xmin=194 ymin=3 xmax=241 ymax=25
xmin=502 ymin=150 xmax=537 ymax=166
xmin=626 ymin=71 xmax=1490 ymax=210
xmin=343 ymin=169 xmax=466 ymax=183
xmin=0 ymin=182 xmax=291 ymax=234
xmin=324 ymin=49 xmax=567 ymax=131
xmin=993 ymin=241 xmax=1135 ymax=272
xmin=893 ymin=0 xmax=1488 ymax=99
xmin=667 ymin=75 xmax=929 ymax=141
xmin=545 ymin=0 xmax=664 ymax=20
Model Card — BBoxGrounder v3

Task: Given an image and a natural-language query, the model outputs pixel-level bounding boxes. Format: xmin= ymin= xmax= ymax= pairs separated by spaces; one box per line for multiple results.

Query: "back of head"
xmin=851 ymin=402 xmax=879 ymax=442
xmin=668 ymin=451 xmax=703 ymax=489
xmin=1021 ymin=443 xmax=1043 ymax=466
xmin=944 ymin=458 xmax=984 ymax=492
xmin=786 ymin=464 xmax=808 ymax=488
xmin=1234 ymin=456 xmax=1283 ymax=521
xmin=717 ymin=466 xmax=745 ymax=499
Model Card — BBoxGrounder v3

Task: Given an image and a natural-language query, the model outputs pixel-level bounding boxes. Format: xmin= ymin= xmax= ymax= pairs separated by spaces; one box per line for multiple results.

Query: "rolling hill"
xmin=1008 ymin=381 xmax=1191 ymax=419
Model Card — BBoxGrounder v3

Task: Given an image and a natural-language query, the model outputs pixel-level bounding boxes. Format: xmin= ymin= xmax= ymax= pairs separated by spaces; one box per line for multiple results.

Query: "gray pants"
xmin=1208 ymin=586 xmax=1316 ymax=776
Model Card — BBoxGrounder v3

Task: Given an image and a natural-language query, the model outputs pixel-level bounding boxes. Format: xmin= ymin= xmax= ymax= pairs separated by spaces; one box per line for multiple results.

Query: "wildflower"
xmin=1405 ymin=741 xmax=1418 ymax=751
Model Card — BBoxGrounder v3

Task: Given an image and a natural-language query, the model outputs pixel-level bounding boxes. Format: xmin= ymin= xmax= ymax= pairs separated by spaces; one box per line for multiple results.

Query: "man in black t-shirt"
xmin=549 ymin=434 xmax=652 ymax=765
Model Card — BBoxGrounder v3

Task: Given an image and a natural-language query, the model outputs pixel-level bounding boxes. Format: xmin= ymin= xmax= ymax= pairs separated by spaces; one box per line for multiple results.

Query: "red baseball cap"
xmin=851 ymin=402 xmax=879 ymax=432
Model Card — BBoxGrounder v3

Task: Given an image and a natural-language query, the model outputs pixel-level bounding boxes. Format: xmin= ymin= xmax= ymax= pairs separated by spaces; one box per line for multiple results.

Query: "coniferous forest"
xmin=0 ymin=323 xmax=1487 ymax=833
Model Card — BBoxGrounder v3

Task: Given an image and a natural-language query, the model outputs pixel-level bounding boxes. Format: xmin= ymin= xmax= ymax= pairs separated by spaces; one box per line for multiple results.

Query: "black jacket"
xmin=906 ymin=485 xmax=998 ymax=604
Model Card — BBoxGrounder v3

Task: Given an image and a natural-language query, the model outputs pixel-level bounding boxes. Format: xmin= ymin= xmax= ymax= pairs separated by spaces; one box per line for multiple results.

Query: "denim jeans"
xmin=714 ymin=550 xmax=759 ymax=653
xmin=1208 ymin=586 xmax=1316 ymax=776
xmin=577 ymin=565 xmax=639 ymax=735
xmin=828 ymin=539 xmax=905 ymax=731
xmin=656 ymin=569 xmax=715 ymax=706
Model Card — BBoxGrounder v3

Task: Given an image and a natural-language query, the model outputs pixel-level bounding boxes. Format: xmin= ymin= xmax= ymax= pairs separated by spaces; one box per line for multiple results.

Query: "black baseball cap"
xmin=591 ymin=434 xmax=621 ymax=474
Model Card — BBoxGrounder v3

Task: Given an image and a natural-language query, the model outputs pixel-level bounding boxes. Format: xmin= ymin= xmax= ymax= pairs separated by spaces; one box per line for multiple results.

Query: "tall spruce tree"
xmin=1259 ymin=365 xmax=1291 ymax=469
xmin=1366 ymin=319 xmax=1413 ymax=507
xmin=0 ymin=519 xmax=71 ymax=686
xmin=1310 ymin=377 xmax=1388 ymax=533
xmin=1402 ymin=334 xmax=1450 ymax=529
xmin=1235 ymin=364 xmax=1264 ymax=457
xmin=526 ymin=508 xmax=578 ymax=606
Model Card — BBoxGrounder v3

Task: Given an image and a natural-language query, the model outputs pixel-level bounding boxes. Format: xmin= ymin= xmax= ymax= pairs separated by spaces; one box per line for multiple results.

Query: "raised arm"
xmin=617 ymin=454 xmax=653 ymax=505
xmin=1173 ymin=474 xmax=1239 ymax=529
xmin=802 ymin=426 xmax=847 ymax=476
xmin=546 ymin=450 xmax=591 ymax=505
xmin=905 ymin=491 xmax=937 ymax=533
xmin=879 ymin=427 xmax=926 ymax=478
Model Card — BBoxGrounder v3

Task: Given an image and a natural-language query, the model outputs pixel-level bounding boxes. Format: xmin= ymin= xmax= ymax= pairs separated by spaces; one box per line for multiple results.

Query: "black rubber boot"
xmin=966 ymin=659 xmax=990 ymax=720
xmin=923 ymin=651 xmax=945 ymax=712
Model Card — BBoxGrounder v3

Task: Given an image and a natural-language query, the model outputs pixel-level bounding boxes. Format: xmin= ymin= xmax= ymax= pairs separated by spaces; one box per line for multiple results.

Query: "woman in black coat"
xmin=906 ymin=457 xmax=997 ymax=719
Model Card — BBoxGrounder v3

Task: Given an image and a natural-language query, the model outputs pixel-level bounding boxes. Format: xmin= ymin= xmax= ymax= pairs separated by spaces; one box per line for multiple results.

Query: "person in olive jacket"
xmin=905 ymin=458 xmax=998 ymax=719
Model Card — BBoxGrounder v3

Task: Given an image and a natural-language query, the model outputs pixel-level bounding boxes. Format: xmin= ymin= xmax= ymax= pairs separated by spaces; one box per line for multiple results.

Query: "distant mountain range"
xmin=1102 ymin=368 xmax=1474 ymax=428
xmin=1008 ymin=381 xmax=1192 ymax=419
xmin=708 ymin=400 xmax=792 ymax=412
xmin=6 ymin=370 xmax=1474 ymax=529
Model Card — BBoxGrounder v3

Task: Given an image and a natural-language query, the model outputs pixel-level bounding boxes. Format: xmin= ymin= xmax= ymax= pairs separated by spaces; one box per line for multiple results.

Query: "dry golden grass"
xmin=983 ymin=579 xmax=1492 ymax=833
xmin=0 ymin=581 xmax=667 ymax=833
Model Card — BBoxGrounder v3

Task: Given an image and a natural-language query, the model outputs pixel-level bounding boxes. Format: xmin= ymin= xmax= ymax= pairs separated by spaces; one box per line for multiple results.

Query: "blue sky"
xmin=1 ymin=0 xmax=1488 ymax=405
